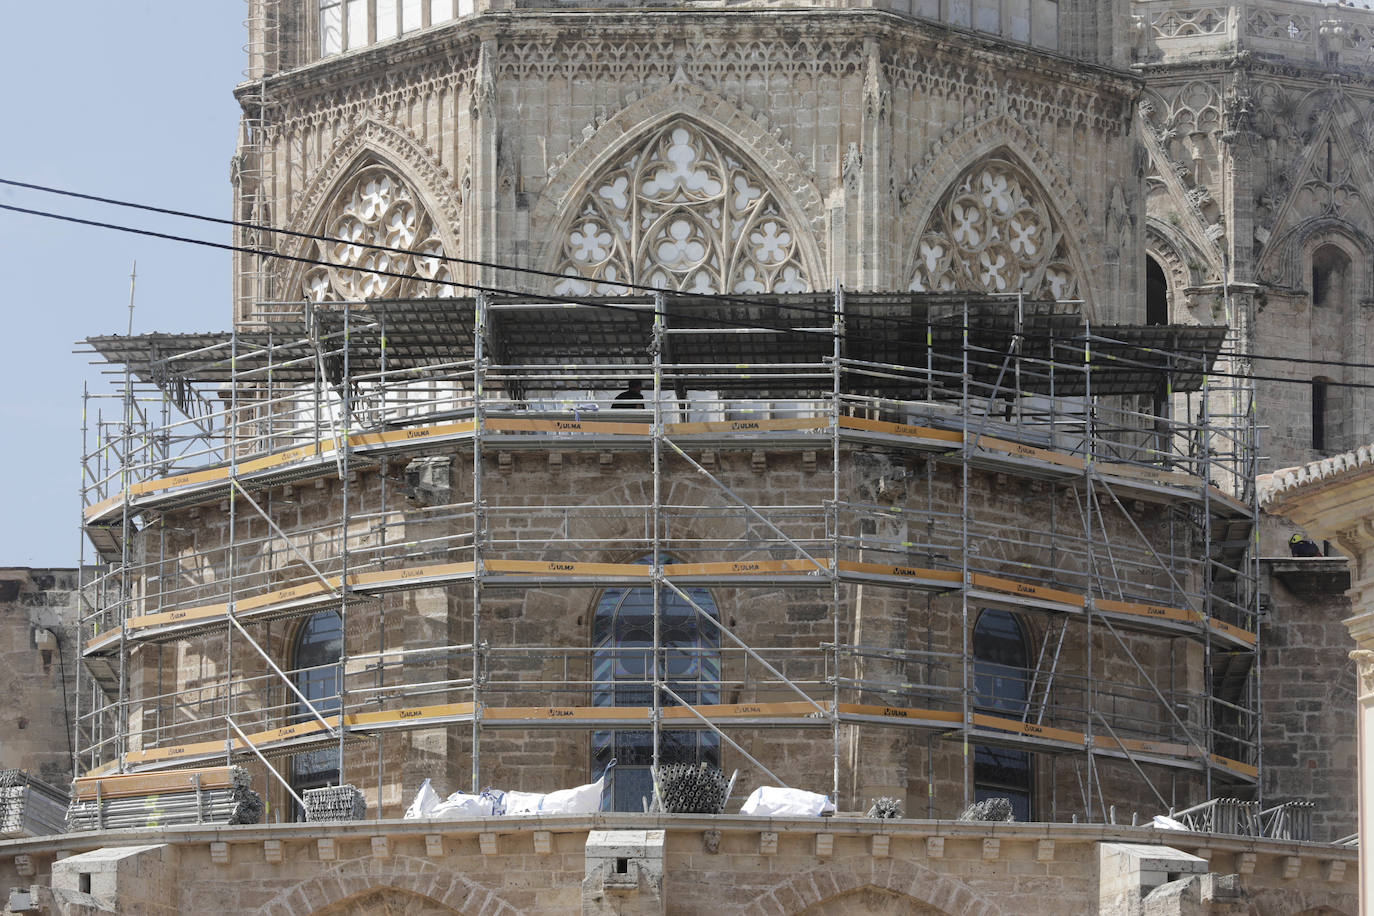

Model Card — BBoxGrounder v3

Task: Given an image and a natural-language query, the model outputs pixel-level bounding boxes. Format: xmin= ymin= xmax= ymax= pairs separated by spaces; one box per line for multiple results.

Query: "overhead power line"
xmin=4 ymin=193 xmax=1374 ymax=392
xmin=7 ymin=176 xmax=1374 ymax=375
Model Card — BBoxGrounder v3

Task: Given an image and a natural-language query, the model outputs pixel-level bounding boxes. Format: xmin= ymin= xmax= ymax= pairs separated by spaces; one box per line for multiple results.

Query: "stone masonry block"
xmin=210 ymin=842 xmax=229 ymax=866
xmin=317 ymin=838 xmax=336 ymax=861
xmin=1237 ymin=851 xmax=1256 ymax=875
xmin=534 ymin=831 xmax=553 ymax=855
xmin=480 ymin=833 xmax=499 ymax=855
xmin=927 ymin=837 xmax=945 ymax=858
xmin=263 ymin=840 xmax=283 ymax=864
xmin=983 ymin=838 xmax=1000 ymax=860
xmin=815 ymin=833 xmax=833 ymax=857
xmin=1036 ymin=839 xmax=1055 ymax=862
xmin=759 ymin=832 xmax=778 ymax=856
xmin=371 ymin=836 xmax=390 ymax=858
xmin=871 ymin=835 xmax=890 ymax=858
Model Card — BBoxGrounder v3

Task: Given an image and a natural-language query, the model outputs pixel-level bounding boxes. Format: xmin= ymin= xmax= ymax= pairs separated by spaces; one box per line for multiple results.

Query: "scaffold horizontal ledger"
xmin=75 ymin=291 xmax=1262 ymax=820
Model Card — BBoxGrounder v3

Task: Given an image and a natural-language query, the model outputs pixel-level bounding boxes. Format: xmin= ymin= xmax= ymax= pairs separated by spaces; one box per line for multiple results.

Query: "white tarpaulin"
xmin=404 ymin=767 xmax=609 ymax=819
xmin=738 ymin=786 xmax=835 ymax=817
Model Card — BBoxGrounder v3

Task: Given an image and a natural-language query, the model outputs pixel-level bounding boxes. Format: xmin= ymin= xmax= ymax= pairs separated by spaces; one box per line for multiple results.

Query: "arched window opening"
xmin=1311 ymin=245 xmax=1351 ymax=309
xmin=1312 ymin=376 xmax=1331 ymax=451
xmin=289 ymin=610 xmax=343 ymax=817
xmin=1145 ymin=256 xmax=1170 ymax=326
xmin=592 ymin=557 xmax=722 ymax=811
xmin=972 ymin=609 xmax=1033 ymax=820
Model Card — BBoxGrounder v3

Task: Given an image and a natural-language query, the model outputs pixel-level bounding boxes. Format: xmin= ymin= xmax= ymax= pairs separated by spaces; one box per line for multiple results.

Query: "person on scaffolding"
xmin=1288 ymin=533 xmax=1322 ymax=557
xmin=614 ymin=378 xmax=646 ymax=408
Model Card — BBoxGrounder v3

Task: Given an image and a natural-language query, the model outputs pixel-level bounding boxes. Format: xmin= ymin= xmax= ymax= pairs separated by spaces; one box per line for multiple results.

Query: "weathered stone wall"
xmin=235 ymin=10 xmax=1142 ymax=324
xmin=1258 ymin=558 xmax=1358 ymax=842
xmin=0 ymin=818 xmax=1357 ymax=915
xmin=0 ymin=568 xmax=83 ymax=786
xmin=110 ymin=438 xmax=1220 ymax=820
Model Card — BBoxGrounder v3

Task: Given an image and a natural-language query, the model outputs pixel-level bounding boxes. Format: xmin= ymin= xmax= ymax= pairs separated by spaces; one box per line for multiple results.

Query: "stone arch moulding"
xmin=253 ymin=856 xmax=520 ymax=916
xmin=275 ymin=117 xmax=463 ymax=303
xmin=741 ymin=855 xmax=1008 ymax=915
xmin=1259 ymin=216 xmax=1374 ymax=295
xmin=532 ymin=80 xmax=827 ymax=295
xmin=1145 ymin=218 xmax=1220 ymax=314
xmin=901 ymin=115 xmax=1098 ymax=319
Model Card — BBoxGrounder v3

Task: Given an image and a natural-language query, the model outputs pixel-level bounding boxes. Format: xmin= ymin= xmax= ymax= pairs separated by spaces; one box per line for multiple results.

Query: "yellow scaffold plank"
xmin=969 ymin=573 xmax=1086 ymax=608
xmin=1207 ymin=617 xmax=1257 ymax=647
xmin=72 ymin=767 xmax=243 ymax=801
xmin=664 ymin=418 xmax=828 ymax=435
xmin=346 ymin=702 xmax=474 ymax=727
xmin=128 ymin=465 xmax=231 ymax=498
xmin=237 ymin=438 xmax=339 ymax=475
xmin=347 ymin=561 xmax=476 ymax=589
xmin=483 ymin=559 xmax=651 ymax=578
xmin=836 ymin=560 xmax=963 ymax=587
xmin=1093 ymin=735 xmax=1191 ymax=759
xmin=351 ymin=420 xmax=475 ymax=447
xmin=485 ymin=418 xmax=650 ymax=436
xmin=971 ymin=713 xmax=1084 ymax=745
xmin=1095 ymin=597 xmax=1198 ymax=627
xmin=971 ymin=434 xmax=1086 ymax=470
xmin=661 ymin=558 xmax=825 ymax=577
xmin=837 ymin=416 xmax=963 ymax=444
xmin=836 ymin=704 xmax=963 ymax=724
xmin=83 ymin=495 xmax=124 ymax=522
xmin=1095 ymin=461 xmax=1204 ymax=490
xmin=1209 ymin=753 xmax=1259 ymax=780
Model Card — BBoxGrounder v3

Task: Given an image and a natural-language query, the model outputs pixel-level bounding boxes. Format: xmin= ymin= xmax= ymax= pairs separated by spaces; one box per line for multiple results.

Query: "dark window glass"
xmin=1312 ymin=377 xmax=1329 ymax=451
xmin=972 ymin=610 xmax=1033 ymax=818
xmin=289 ymin=611 xmax=343 ymax=816
xmin=592 ymin=558 xmax=721 ymax=811
xmin=1145 ymin=257 xmax=1169 ymax=326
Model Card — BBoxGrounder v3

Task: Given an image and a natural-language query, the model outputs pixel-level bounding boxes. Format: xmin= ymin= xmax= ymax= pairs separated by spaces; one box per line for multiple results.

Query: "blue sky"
xmin=0 ymin=5 xmax=244 ymax=565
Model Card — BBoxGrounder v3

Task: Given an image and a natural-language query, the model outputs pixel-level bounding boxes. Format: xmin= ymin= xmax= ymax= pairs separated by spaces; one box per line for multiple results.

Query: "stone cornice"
xmin=237 ymin=7 xmax=1141 ymax=123
xmin=1259 ymin=444 xmax=1374 ymax=544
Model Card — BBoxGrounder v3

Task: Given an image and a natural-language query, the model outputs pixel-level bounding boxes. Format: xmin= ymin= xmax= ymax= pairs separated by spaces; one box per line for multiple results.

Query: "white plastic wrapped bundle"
xmin=738 ymin=786 xmax=836 ymax=817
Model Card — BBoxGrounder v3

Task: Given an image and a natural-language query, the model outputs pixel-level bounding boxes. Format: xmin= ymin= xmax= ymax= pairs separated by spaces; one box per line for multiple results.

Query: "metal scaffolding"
xmin=74 ymin=290 xmax=1261 ymax=820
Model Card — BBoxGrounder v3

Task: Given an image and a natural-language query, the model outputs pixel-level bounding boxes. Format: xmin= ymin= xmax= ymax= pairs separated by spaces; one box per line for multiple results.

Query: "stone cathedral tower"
xmin=231 ymin=0 xmax=1144 ymax=324
xmin=223 ymin=0 xmax=1374 ymax=839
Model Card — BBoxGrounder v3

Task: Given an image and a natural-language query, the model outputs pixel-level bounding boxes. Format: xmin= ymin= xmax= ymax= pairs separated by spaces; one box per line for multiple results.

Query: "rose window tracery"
xmin=909 ymin=158 xmax=1080 ymax=301
xmin=301 ymin=163 xmax=455 ymax=302
xmin=553 ymin=120 xmax=811 ymax=296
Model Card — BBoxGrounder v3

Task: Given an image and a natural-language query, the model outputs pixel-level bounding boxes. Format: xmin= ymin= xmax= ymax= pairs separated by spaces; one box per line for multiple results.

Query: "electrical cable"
xmin=11 ymin=174 xmax=1374 ymax=374
xmin=5 ymin=197 xmax=1373 ymax=391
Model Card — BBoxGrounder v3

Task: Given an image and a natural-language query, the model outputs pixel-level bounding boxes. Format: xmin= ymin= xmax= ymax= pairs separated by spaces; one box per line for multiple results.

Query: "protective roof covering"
xmin=82 ymin=293 xmax=1228 ymax=397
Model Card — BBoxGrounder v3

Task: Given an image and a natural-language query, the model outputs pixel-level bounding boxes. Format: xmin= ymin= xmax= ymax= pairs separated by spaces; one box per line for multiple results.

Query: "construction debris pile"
xmin=66 ymin=767 xmax=261 ymax=831
xmin=865 ymin=796 xmax=903 ymax=819
xmin=0 ymin=770 xmax=68 ymax=838
xmin=304 ymin=785 xmax=366 ymax=822
xmin=957 ymin=798 xmax=1015 ymax=822
xmin=652 ymin=764 xmax=734 ymax=814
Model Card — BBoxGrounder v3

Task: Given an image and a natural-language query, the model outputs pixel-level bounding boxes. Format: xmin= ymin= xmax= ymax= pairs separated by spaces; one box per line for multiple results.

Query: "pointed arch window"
xmin=909 ymin=157 xmax=1079 ymax=302
xmin=553 ymin=119 xmax=811 ymax=296
xmin=289 ymin=610 xmax=343 ymax=816
xmin=972 ymin=609 xmax=1033 ymax=820
xmin=591 ymin=557 xmax=722 ymax=811
xmin=299 ymin=162 xmax=455 ymax=302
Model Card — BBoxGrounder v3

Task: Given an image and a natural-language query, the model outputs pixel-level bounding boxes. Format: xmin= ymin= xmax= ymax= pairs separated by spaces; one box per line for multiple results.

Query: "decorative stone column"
xmin=1260 ymin=445 xmax=1374 ymax=915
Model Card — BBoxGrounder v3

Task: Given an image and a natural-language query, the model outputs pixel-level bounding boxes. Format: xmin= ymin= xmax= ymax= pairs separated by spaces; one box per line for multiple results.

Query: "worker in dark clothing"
xmin=1288 ymin=533 xmax=1323 ymax=557
xmin=614 ymin=379 xmax=645 ymax=408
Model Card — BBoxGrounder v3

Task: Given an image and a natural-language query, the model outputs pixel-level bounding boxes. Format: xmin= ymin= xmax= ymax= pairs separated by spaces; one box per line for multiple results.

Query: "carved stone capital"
xmin=1350 ymin=649 xmax=1374 ymax=698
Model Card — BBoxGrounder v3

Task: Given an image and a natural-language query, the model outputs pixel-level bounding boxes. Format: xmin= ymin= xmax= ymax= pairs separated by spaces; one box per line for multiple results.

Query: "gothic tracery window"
xmin=300 ymin=163 xmax=454 ymax=302
xmin=909 ymin=158 xmax=1080 ymax=302
xmin=591 ymin=557 xmax=722 ymax=811
xmin=553 ymin=120 xmax=811 ymax=297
